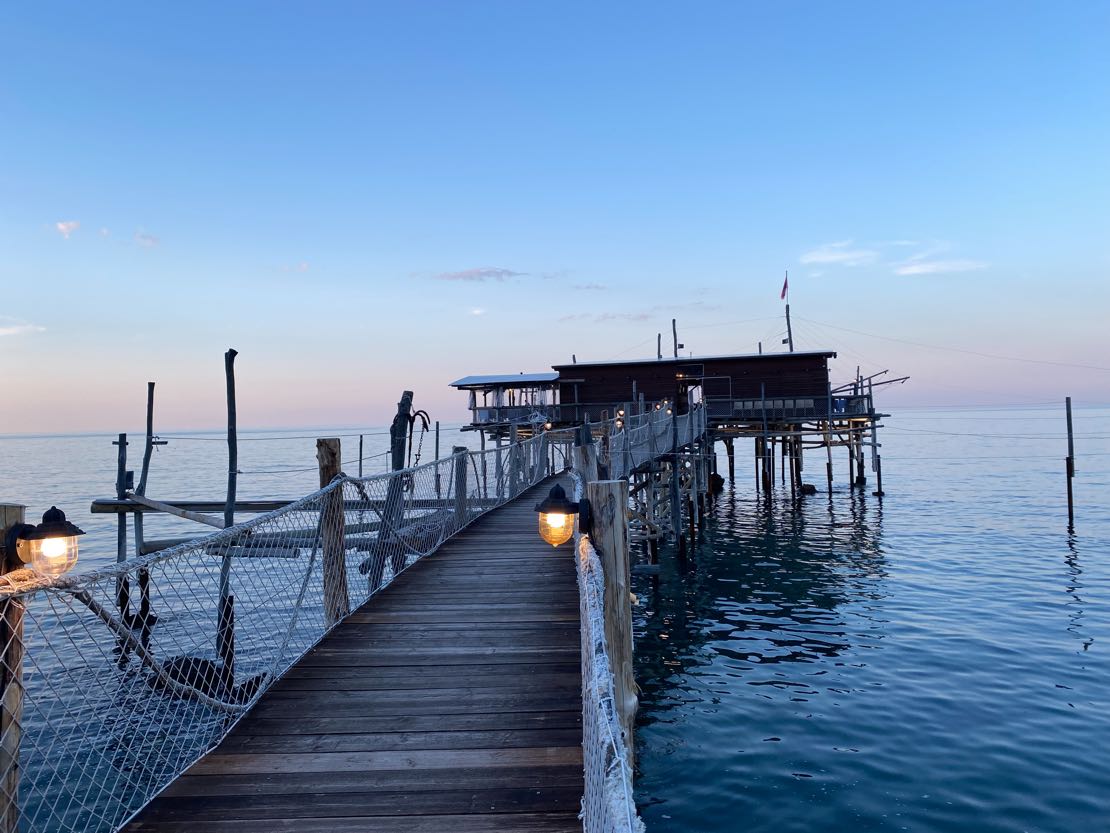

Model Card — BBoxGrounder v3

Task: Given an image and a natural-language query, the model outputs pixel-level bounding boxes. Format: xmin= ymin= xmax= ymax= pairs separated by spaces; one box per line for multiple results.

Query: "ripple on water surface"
xmin=633 ymin=415 xmax=1110 ymax=833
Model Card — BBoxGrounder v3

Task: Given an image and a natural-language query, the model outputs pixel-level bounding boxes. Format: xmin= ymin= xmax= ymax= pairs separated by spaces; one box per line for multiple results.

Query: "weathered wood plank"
xmin=124 ymin=478 xmax=583 ymax=831
xmin=126 ymin=812 xmax=582 ymax=833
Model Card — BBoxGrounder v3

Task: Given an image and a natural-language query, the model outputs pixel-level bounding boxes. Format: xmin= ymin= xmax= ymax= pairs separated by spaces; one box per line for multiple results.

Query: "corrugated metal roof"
xmin=551 ymin=350 xmax=835 ymax=370
xmin=449 ymin=372 xmax=561 ymax=388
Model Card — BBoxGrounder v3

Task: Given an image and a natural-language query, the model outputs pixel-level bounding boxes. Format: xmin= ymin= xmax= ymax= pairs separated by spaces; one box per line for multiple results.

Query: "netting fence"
xmin=570 ymin=470 xmax=645 ymax=833
xmin=0 ymin=431 xmax=558 ymax=833
xmin=604 ymin=407 xmax=704 ymax=481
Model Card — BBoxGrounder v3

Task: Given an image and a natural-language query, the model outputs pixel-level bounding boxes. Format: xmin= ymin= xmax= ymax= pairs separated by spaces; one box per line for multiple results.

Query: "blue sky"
xmin=2 ymin=2 xmax=1108 ymax=432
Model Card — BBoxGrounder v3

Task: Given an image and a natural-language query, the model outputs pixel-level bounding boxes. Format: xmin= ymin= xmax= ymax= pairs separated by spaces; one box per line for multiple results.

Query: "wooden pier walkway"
xmin=125 ymin=478 xmax=584 ymax=833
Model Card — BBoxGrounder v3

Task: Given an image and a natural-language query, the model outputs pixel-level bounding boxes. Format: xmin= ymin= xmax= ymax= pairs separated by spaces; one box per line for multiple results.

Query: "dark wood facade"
xmin=552 ymin=351 xmax=836 ymax=423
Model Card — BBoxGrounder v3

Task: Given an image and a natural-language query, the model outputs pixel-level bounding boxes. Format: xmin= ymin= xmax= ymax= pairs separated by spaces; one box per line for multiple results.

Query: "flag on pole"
xmin=780 ymin=271 xmax=789 ymax=301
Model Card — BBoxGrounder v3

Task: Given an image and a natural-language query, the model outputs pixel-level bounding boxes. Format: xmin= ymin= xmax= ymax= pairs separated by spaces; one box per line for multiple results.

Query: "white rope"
xmin=570 ymin=469 xmax=645 ymax=833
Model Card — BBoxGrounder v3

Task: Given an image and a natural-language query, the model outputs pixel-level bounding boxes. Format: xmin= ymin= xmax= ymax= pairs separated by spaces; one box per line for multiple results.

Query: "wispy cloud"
xmin=0 ymin=317 xmax=45 ymax=337
xmin=573 ymin=283 xmax=607 ymax=291
xmin=469 ymin=307 xmax=486 ymax=316
xmin=56 ymin=220 xmax=79 ymax=239
xmin=894 ymin=259 xmax=988 ymax=276
xmin=799 ymin=240 xmax=878 ymax=266
xmin=800 ymin=237 xmax=987 ymax=278
xmin=99 ymin=227 xmax=110 ymax=238
xmin=135 ymin=230 xmax=160 ymax=248
xmin=433 ymin=267 xmax=527 ymax=282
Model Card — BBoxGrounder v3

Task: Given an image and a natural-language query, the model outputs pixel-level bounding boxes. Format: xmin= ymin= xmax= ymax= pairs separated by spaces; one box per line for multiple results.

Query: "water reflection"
xmin=633 ymin=486 xmax=887 ymax=723
xmin=1064 ymin=533 xmax=1094 ymax=652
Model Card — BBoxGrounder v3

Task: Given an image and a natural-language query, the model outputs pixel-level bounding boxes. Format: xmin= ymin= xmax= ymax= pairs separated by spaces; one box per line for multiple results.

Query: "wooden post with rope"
xmin=452 ymin=446 xmax=469 ymax=530
xmin=317 ymin=438 xmax=350 ymax=626
xmin=586 ymin=480 xmax=637 ymax=767
xmin=0 ymin=504 xmax=26 ymax=833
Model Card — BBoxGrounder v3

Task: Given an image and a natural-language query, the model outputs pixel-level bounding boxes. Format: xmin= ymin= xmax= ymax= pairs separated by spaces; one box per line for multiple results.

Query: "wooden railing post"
xmin=316 ymin=438 xmax=349 ymax=626
xmin=586 ymin=481 xmax=637 ymax=767
xmin=573 ymin=423 xmax=598 ymax=483
xmin=509 ymin=426 xmax=520 ymax=497
xmin=0 ymin=504 xmax=26 ymax=833
xmin=452 ymin=446 xmax=469 ymax=528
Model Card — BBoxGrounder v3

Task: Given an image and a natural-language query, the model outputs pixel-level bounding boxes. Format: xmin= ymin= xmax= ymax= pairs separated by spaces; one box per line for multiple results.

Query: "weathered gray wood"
xmin=115 ymin=433 xmax=128 ymax=563
xmin=572 ymin=423 xmax=597 ymax=484
xmin=452 ymin=446 xmax=468 ymax=529
xmin=317 ymin=438 xmax=350 ymax=624
xmin=124 ymin=479 xmax=581 ymax=832
xmin=218 ymin=349 xmax=239 ymax=676
xmin=0 ymin=505 xmax=25 ymax=833
xmin=1066 ymin=396 xmax=1075 ymax=528
xmin=585 ymin=480 xmax=636 ymax=767
xmin=135 ymin=382 xmax=156 ymax=557
xmin=126 ymin=494 xmax=225 ymax=528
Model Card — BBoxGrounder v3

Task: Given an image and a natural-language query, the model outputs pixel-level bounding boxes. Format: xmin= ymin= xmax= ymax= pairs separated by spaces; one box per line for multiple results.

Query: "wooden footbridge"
xmin=124 ymin=478 xmax=584 ymax=833
xmin=1 ymin=404 xmax=711 ymax=833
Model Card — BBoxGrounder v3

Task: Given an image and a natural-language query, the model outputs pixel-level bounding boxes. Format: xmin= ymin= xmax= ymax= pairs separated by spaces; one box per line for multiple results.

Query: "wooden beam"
xmin=125 ymin=494 xmax=225 ymax=528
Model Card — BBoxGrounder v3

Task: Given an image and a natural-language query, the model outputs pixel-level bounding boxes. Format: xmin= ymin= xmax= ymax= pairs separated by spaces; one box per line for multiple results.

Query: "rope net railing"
xmin=604 ymin=405 xmax=705 ymax=481
xmin=570 ymin=471 xmax=645 ymax=833
xmin=0 ymin=431 xmax=556 ymax=833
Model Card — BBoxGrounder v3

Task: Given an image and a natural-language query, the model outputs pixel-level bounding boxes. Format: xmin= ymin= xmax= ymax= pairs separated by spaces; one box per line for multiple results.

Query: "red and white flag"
xmin=780 ymin=271 xmax=789 ymax=301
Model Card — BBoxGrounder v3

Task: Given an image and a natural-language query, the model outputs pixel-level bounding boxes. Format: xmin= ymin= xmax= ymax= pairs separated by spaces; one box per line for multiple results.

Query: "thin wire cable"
xmin=796 ymin=315 xmax=1110 ymax=373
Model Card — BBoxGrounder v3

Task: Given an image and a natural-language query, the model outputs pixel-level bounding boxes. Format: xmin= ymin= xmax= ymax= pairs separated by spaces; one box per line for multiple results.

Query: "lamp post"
xmin=0 ymin=505 xmax=83 ymax=833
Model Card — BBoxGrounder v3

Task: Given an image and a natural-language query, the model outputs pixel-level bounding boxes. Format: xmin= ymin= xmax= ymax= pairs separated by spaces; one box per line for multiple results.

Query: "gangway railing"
xmin=0 ymin=407 xmax=701 ymax=832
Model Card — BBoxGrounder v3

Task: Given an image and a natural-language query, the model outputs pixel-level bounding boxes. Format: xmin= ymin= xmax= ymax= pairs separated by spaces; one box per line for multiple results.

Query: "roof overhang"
xmin=450 ymin=372 xmax=560 ymax=389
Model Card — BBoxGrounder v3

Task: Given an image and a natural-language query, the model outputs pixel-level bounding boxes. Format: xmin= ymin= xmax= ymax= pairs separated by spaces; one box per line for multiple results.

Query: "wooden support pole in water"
xmin=114 ymin=433 xmax=128 ymax=563
xmin=452 ymin=446 xmax=469 ymax=530
xmin=869 ymin=380 xmax=884 ymax=498
xmin=780 ymin=436 xmax=786 ymax=484
xmin=725 ymin=436 xmax=735 ymax=482
xmin=317 ymin=438 xmax=350 ymax=626
xmin=785 ymin=437 xmax=794 ymax=502
xmin=586 ymin=480 xmax=637 ymax=764
xmin=219 ymin=348 xmax=238 ymax=676
xmin=0 ymin=504 xmax=25 ymax=833
xmin=1066 ymin=396 xmax=1075 ymax=529
xmin=134 ymin=382 xmax=156 ymax=558
xmin=754 ymin=437 xmax=761 ymax=492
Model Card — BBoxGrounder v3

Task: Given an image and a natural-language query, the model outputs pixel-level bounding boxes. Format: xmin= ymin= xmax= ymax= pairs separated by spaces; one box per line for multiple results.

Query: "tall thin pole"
xmin=135 ymin=383 xmax=155 ymax=557
xmin=219 ymin=348 xmax=238 ymax=676
xmin=784 ymin=307 xmax=794 ymax=353
xmin=672 ymin=318 xmax=679 ymax=359
xmin=657 ymin=333 xmax=662 ymax=360
xmin=1066 ymin=396 xmax=1075 ymax=529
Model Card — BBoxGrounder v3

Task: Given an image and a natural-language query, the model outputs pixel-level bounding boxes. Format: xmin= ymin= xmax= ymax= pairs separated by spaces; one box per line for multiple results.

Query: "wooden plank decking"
xmin=125 ymin=478 xmax=583 ymax=833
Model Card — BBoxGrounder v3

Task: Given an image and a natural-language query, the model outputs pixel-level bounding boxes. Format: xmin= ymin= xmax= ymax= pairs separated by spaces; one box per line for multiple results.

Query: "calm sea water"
xmin=634 ymin=407 xmax=1110 ymax=833
xmin=0 ymin=423 xmax=478 ymax=570
xmin=2 ymin=408 xmax=1108 ymax=833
